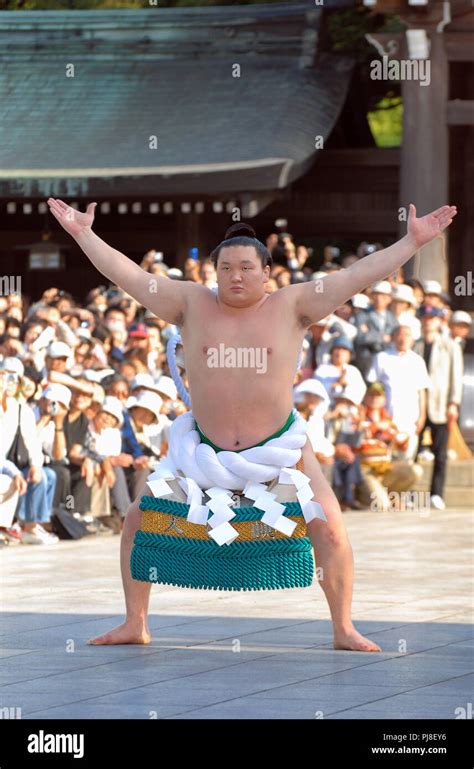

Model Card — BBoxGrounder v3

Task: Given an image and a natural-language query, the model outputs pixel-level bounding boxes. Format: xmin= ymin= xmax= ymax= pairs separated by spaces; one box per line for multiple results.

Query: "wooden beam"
xmin=446 ymin=34 xmax=474 ymax=61
xmin=315 ymin=148 xmax=400 ymax=167
xmin=448 ymin=100 xmax=474 ymax=125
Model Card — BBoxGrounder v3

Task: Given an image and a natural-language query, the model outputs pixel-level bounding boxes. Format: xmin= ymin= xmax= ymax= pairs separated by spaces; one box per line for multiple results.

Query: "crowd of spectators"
xmin=0 ymin=234 xmax=470 ymax=546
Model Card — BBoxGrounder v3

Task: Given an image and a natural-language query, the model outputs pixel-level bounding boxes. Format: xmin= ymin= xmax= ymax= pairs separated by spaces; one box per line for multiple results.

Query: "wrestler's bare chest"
xmin=181 ymin=289 xmax=305 ymax=380
xmin=179 ymin=289 xmax=307 ymax=446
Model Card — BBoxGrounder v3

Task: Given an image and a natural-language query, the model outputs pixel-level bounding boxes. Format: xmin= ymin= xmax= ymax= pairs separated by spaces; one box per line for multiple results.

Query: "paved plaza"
xmin=1 ymin=509 xmax=472 ymax=720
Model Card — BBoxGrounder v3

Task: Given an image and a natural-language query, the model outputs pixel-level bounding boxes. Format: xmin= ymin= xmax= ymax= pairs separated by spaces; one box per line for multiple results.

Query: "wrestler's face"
xmin=216 ymin=246 xmax=270 ymax=307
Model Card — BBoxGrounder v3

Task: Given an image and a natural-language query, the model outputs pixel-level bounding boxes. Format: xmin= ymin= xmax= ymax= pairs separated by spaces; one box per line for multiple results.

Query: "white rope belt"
xmin=145 ymin=410 xmax=327 ymax=546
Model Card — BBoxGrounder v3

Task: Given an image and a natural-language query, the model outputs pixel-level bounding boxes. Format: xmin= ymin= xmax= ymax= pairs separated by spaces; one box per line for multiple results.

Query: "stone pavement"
xmin=1 ymin=509 xmax=472 ymax=720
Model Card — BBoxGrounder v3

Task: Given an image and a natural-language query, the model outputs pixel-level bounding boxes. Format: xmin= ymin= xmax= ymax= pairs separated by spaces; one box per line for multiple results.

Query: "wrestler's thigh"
xmin=122 ymin=482 xmax=149 ymax=540
xmin=301 ymin=437 xmax=347 ymax=540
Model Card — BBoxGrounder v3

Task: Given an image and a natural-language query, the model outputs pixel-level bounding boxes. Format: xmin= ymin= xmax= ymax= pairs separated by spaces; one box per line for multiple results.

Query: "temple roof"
xmin=0 ymin=2 xmax=354 ymax=198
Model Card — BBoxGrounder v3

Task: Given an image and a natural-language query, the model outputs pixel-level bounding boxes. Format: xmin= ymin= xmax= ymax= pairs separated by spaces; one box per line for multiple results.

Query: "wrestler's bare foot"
xmin=86 ymin=620 xmax=151 ymax=645
xmin=333 ymin=626 xmax=381 ymax=652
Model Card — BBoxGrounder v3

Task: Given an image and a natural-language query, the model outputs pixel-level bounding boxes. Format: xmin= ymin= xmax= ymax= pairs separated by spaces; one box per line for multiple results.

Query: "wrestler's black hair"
xmin=210 ymin=222 xmax=273 ymax=270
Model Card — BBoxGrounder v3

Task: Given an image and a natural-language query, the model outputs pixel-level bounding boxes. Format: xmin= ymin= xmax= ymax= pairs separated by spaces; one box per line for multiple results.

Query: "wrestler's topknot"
xmin=224 ymin=222 xmax=257 ymax=240
xmin=210 ymin=222 xmax=272 ymax=270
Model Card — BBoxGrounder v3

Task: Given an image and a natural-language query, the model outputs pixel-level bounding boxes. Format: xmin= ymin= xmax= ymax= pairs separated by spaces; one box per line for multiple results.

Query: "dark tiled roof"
xmin=0 ymin=3 xmax=353 ymax=197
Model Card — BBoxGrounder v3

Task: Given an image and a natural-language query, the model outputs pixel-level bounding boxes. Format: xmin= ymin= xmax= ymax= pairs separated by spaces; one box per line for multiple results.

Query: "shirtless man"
xmin=47 ymin=197 xmax=457 ymax=652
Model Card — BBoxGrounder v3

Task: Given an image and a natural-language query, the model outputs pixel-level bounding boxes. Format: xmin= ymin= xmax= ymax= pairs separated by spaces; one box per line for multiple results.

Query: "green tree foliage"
xmin=327 ymin=6 xmax=405 ymax=147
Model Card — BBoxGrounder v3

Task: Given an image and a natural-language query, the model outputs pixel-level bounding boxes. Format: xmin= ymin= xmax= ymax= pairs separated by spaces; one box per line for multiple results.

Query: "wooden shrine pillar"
xmin=398 ymin=30 xmax=449 ymax=287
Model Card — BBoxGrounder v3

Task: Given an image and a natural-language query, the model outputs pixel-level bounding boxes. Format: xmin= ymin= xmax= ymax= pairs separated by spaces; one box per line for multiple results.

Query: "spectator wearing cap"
xmin=315 ymin=336 xmax=367 ymax=410
xmin=0 ymin=358 xmax=58 ymax=544
xmin=449 ymin=310 xmax=472 ymax=350
xmin=368 ymin=324 xmax=431 ymax=460
xmin=293 ymin=378 xmax=334 ymax=483
xmin=414 ymin=305 xmax=464 ymax=510
xmin=44 ymin=340 xmax=72 ymax=376
xmin=352 ymin=281 xmax=398 ymax=379
xmin=325 ymin=383 xmax=366 ymax=511
xmin=126 ymin=322 xmax=149 ymax=354
xmin=357 ymin=383 xmax=423 ymax=511
xmin=390 ymin=284 xmax=421 ymax=340
xmin=422 ymin=280 xmax=443 ymax=309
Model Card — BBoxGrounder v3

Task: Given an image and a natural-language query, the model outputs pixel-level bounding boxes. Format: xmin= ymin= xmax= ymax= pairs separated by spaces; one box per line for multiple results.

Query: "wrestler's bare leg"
xmin=301 ymin=438 xmax=381 ymax=652
xmin=87 ymin=484 xmax=152 ymax=645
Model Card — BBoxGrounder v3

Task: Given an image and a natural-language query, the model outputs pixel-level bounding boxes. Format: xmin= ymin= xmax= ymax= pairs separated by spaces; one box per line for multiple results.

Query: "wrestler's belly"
xmin=186 ymin=365 xmax=296 ymax=451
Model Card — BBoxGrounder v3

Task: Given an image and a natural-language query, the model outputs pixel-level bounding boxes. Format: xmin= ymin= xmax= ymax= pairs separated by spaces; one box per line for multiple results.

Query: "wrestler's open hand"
xmin=408 ymin=203 xmax=457 ymax=249
xmin=47 ymin=198 xmax=97 ymax=238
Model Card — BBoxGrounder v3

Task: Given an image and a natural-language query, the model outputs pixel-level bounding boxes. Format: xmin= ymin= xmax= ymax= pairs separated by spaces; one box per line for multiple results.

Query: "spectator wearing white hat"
xmin=351 ymin=293 xmax=371 ymax=312
xmin=89 ymin=396 xmax=131 ymax=520
xmin=390 ymin=284 xmax=421 ymax=340
xmin=352 ymin=281 xmax=398 ymax=379
xmin=293 ymin=378 xmax=334 ymax=482
xmin=0 ymin=360 xmax=58 ymax=544
xmin=45 ymin=340 xmax=72 ymax=372
xmin=123 ymin=391 xmax=164 ymax=497
xmin=153 ymin=375 xmax=186 ymax=420
xmin=35 ymin=384 xmax=72 ymax=512
xmin=422 ymin=280 xmax=443 ymax=309
xmin=0 ymin=369 xmax=28 ymax=545
xmin=133 ymin=370 xmax=183 ymax=413
xmin=449 ymin=310 xmax=472 ymax=350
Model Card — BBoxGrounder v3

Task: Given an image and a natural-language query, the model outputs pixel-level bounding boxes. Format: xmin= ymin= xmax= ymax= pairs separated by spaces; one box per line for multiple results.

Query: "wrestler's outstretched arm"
xmin=47 ymin=198 xmax=198 ymax=324
xmin=292 ymin=203 xmax=457 ymax=325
